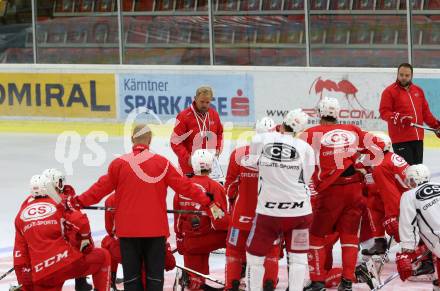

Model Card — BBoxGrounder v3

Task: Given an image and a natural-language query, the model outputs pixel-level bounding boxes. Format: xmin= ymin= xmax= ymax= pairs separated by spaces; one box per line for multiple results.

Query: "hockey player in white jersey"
xmin=245 ymin=109 xmax=315 ymax=291
xmin=397 ymin=164 xmax=440 ymax=290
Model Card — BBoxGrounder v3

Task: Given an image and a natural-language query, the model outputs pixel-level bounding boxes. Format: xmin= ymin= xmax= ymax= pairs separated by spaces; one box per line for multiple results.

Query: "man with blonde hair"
xmin=171 ymin=86 xmax=224 ymax=175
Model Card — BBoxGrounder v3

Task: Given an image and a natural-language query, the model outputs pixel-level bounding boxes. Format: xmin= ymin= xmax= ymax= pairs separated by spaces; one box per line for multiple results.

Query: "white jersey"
xmin=247 ymin=131 xmax=315 ymax=217
xmin=399 ymin=182 xmax=440 ymax=257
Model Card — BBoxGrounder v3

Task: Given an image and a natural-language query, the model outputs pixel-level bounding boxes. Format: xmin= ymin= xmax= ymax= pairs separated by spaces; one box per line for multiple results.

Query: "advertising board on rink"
xmin=118 ymin=73 xmax=255 ymax=125
xmin=0 ymin=73 xmax=116 ymax=118
xmin=253 ymin=69 xmax=397 ymax=131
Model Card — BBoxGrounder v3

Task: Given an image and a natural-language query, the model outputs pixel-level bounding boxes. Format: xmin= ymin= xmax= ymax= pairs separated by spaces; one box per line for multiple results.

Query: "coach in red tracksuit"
xmin=101 ymin=193 xmax=176 ymax=289
xmin=71 ymin=125 xmax=212 ymax=291
xmin=380 ymin=63 xmax=440 ymax=165
xmin=171 ymin=86 xmax=224 ymax=175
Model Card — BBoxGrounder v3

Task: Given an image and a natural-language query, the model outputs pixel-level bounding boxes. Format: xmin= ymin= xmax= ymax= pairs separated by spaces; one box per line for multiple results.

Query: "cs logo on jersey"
xmin=262 ymin=143 xmax=299 ymax=162
xmin=391 ymin=154 xmax=407 ymax=167
xmin=416 ymin=184 xmax=440 ymax=201
xmin=20 ymin=202 xmax=57 ymax=222
xmin=321 ymin=129 xmax=356 ymax=148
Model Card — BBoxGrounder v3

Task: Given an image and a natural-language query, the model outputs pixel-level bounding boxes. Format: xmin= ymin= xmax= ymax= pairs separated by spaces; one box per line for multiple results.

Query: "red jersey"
xmin=171 ymin=101 xmax=223 ymax=174
xmin=380 ymin=81 xmax=439 ymax=143
xmin=77 ymin=144 xmax=210 ymax=238
xmin=302 ymin=124 xmax=384 ymax=193
xmin=13 ymin=196 xmax=87 ymax=282
xmin=372 ymin=152 xmax=409 ymax=217
xmin=224 ymin=146 xmax=259 ymax=231
xmin=174 ymin=175 xmax=229 ymax=238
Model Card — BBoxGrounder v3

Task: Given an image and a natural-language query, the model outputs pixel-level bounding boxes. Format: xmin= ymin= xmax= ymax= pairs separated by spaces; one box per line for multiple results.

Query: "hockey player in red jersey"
xmin=358 ymin=133 xmax=408 ymax=256
xmin=101 ymin=193 xmax=176 ymax=290
xmin=42 ymin=168 xmax=94 ymax=291
xmin=224 ymin=117 xmax=281 ymax=291
xmin=355 ymin=153 xmax=387 ymax=257
xmin=13 ymin=175 xmax=111 ymax=291
xmin=174 ymin=149 xmax=229 ymax=289
xmin=302 ymin=97 xmax=385 ymax=291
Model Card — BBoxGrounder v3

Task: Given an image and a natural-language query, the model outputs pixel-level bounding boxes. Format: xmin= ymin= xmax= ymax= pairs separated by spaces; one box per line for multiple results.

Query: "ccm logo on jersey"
xmin=416 ymin=184 xmax=440 ymax=201
xmin=20 ymin=202 xmax=57 ymax=222
xmin=34 ymin=250 xmax=68 ymax=273
xmin=321 ymin=129 xmax=356 ymax=148
xmin=265 ymin=201 xmax=304 ymax=209
xmin=262 ymin=143 xmax=299 ymax=162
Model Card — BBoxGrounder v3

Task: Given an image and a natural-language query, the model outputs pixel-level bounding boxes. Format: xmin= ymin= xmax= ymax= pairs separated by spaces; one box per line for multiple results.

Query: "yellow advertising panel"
xmin=0 ymin=73 xmax=116 ymax=118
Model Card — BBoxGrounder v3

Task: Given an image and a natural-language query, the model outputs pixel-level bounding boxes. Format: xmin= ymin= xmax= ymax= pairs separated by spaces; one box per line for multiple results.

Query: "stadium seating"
xmin=4 ymin=0 xmax=440 ymax=66
xmin=284 ymin=0 xmax=304 ymax=10
xmin=240 ymin=0 xmax=261 ymax=11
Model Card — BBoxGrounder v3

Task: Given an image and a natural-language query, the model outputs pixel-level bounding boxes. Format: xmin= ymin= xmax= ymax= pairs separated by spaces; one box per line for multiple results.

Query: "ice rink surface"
xmin=1 ymin=133 xmax=439 ymax=290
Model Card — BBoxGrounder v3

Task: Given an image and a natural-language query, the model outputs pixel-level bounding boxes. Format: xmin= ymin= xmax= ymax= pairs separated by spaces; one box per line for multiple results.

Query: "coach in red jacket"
xmin=171 ymin=86 xmax=223 ymax=175
xmin=380 ymin=63 xmax=440 ymax=165
xmin=72 ymin=124 xmax=214 ymax=291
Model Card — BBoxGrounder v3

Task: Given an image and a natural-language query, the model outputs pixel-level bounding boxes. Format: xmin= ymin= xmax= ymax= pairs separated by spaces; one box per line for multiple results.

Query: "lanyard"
xmin=191 ymin=104 xmax=210 ymax=140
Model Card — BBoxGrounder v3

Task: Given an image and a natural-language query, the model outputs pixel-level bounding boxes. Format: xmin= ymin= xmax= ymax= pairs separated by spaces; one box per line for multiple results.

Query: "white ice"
xmin=0 ymin=133 xmax=439 ymax=290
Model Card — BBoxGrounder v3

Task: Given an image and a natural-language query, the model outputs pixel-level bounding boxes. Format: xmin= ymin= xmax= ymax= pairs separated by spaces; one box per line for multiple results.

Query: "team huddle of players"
xmin=12 ymin=96 xmax=440 ymax=291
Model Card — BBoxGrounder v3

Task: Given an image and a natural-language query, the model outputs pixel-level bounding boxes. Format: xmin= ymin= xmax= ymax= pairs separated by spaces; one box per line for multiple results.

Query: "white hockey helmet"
xmin=42 ymin=168 xmax=66 ymax=191
xmin=283 ymin=109 xmax=309 ymax=133
xmin=317 ymin=97 xmax=340 ymax=119
xmin=256 ymin=117 xmax=275 ymax=133
xmin=191 ymin=149 xmax=215 ymax=175
xmin=374 ymin=132 xmax=392 ymax=152
xmin=30 ymin=175 xmax=48 ymax=198
xmin=405 ymin=164 xmax=431 ymax=188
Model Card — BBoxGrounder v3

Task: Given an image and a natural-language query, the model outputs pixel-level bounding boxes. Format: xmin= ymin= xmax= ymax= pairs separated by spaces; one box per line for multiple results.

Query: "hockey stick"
xmin=175 ymin=264 xmax=225 ymax=286
xmin=83 ymin=206 xmax=206 ymax=216
xmin=411 ymin=123 xmax=438 ymax=132
xmin=0 ymin=268 xmax=13 ymax=284
xmin=377 ymin=236 xmax=393 ymax=282
xmin=83 ymin=206 xmax=115 ymax=211
xmin=0 ymin=267 xmax=14 ymax=281
xmin=371 ymin=249 xmax=432 ymax=291
xmin=210 ymin=157 xmax=225 ymax=184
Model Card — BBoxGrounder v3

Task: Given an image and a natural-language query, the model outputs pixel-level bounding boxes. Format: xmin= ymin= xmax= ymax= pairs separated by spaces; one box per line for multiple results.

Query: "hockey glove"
xmin=15 ymin=265 xmax=33 ymax=290
xmin=176 ymin=235 xmax=185 ymax=255
xmin=383 ymin=216 xmax=400 ymax=242
xmin=80 ymin=238 xmax=93 ymax=254
xmin=390 ymin=112 xmax=413 ymax=128
xmin=64 ymin=195 xmax=82 ymax=210
xmin=62 ymin=185 xmax=76 ymax=197
xmin=208 ymin=202 xmax=225 ymax=220
xmin=165 ymin=242 xmax=176 ymax=271
xmin=396 ymin=251 xmax=417 ymax=281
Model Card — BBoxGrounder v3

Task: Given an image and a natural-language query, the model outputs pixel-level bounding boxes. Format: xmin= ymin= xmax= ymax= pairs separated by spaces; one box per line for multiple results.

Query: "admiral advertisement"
xmin=0 ymin=73 xmax=116 ymax=118
xmin=119 ymin=73 xmax=255 ymax=125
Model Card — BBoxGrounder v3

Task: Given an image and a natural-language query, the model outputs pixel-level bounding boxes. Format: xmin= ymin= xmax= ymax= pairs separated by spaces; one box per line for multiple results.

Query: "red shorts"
xmin=311 ymin=181 xmax=364 ymax=237
xmin=246 ymin=213 xmax=313 ymax=256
